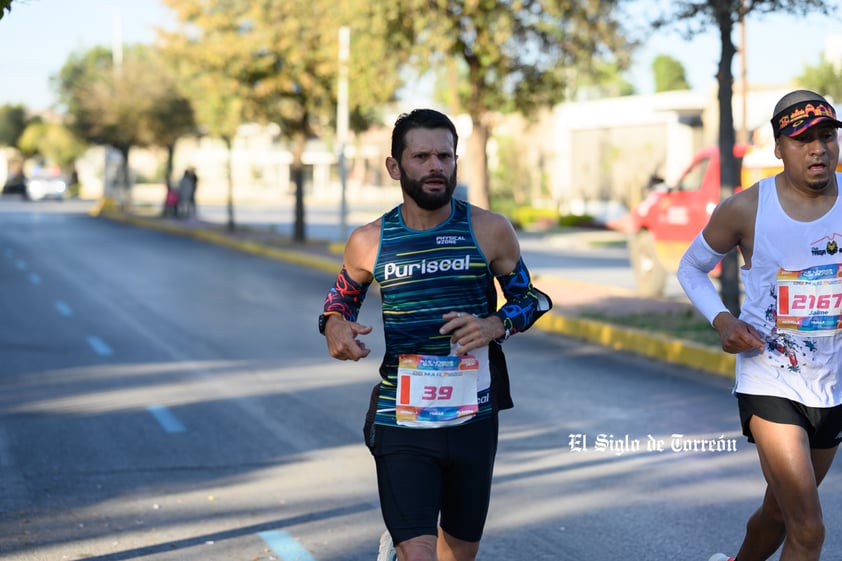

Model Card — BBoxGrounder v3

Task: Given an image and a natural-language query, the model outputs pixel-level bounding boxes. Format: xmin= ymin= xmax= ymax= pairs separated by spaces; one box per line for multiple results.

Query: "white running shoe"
xmin=707 ymin=555 xmax=735 ymax=561
xmin=377 ymin=530 xmax=397 ymax=561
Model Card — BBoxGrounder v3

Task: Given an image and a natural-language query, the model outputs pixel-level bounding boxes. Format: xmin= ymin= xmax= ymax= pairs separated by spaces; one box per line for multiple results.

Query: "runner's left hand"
xmin=440 ymin=311 xmax=504 ymax=355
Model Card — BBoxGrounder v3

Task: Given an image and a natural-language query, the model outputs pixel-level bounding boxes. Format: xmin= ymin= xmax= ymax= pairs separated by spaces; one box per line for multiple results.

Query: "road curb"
xmin=93 ymin=204 xmax=340 ymax=274
xmin=535 ymin=313 xmax=734 ymax=378
xmin=93 ymin=205 xmax=734 ymax=379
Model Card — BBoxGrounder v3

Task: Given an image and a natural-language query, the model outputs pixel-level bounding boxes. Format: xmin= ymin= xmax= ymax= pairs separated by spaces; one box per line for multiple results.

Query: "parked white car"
xmin=26 ymin=175 xmax=67 ymax=201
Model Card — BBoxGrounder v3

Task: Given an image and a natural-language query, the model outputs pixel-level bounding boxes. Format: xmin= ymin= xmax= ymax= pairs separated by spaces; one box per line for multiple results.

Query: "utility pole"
xmin=109 ymin=9 xmax=124 ymax=204
xmin=112 ymin=9 xmax=123 ymax=74
xmin=337 ymin=26 xmax=350 ymax=241
xmin=738 ymin=1 xmax=748 ymax=145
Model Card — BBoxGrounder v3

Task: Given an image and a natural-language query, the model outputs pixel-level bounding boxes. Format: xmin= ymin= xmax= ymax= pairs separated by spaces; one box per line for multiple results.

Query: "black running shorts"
xmin=737 ymin=393 xmax=842 ymax=449
xmin=368 ymin=415 xmax=499 ymax=545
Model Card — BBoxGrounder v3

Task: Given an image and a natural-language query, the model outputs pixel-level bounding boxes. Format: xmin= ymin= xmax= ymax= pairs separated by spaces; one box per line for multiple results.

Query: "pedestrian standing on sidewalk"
xmin=678 ymin=89 xmax=842 ymax=561
xmin=318 ymin=108 xmax=551 ymax=561
xmin=177 ymin=167 xmax=199 ymax=218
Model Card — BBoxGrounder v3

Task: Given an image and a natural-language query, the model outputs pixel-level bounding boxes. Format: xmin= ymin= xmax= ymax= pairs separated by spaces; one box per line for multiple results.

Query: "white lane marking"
xmin=146 ymin=405 xmax=187 ymax=433
xmin=86 ymin=336 xmax=113 ymax=356
xmin=54 ymin=300 xmax=74 ymax=317
xmin=259 ymin=530 xmax=317 ymax=561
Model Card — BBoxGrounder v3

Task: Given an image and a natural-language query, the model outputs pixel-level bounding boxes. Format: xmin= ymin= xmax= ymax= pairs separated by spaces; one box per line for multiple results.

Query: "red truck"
xmin=612 ymin=137 xmax=842 ymax=296
xmin=610 ymin=143 xmax=774 ymax=297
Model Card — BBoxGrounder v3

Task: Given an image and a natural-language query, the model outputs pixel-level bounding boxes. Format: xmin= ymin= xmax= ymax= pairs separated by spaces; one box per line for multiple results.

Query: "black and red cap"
xmin=771 ymin=89 xmax=842 ymax=138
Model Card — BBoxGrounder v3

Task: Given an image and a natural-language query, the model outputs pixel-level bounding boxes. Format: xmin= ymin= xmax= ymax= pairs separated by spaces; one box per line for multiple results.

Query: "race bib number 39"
xmin=777 ymin=264 xmax=842 ymax=336
xmin=396 ymin=354 xmax=479 ymax=428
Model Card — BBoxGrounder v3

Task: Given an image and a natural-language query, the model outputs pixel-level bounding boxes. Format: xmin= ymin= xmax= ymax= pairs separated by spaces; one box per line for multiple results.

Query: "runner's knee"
xmin=786 ymin=516 xmax=825 ymax=552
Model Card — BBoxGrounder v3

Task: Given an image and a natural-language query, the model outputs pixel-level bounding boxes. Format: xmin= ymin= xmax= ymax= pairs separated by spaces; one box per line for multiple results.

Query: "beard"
xmin=806 ymin=178 xmax=831 ymax=191
xmin=399 ymin=166 xmax=458 ymax=211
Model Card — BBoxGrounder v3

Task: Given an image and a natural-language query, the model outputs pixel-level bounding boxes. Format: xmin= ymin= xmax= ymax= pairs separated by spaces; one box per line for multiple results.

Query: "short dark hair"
xmin=391 ymin=109 xmax=458 ymax=160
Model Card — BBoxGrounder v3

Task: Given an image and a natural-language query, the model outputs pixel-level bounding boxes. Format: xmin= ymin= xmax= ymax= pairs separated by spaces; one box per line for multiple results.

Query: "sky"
xmin=0 ymin=0 xmax=841 ymax=112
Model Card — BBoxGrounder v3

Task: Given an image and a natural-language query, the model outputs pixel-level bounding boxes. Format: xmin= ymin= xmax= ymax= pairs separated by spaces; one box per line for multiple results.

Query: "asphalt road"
xmin=1 ymin=199 xmax=841 ymax=561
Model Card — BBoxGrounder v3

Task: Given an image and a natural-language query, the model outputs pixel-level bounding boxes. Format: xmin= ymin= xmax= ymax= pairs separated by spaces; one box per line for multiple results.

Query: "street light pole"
xmin=337 ymin=26 xmax=350 ymax=241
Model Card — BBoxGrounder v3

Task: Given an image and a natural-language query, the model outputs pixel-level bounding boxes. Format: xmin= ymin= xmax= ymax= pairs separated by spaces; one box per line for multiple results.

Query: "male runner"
xmin=678 ymin=90 xmax=842 ymax=561
xmin=319 ymin=108 xmax=551 ymax=561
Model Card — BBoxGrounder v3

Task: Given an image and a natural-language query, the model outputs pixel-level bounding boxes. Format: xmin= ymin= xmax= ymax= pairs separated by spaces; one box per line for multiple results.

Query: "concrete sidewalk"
xmin=91 ymin=203 xmax=735 ymax=378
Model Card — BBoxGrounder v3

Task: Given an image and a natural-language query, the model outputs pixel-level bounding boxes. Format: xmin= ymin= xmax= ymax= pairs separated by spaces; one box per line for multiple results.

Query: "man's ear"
xmin=385 ymin=156 xmax=401 ymax=180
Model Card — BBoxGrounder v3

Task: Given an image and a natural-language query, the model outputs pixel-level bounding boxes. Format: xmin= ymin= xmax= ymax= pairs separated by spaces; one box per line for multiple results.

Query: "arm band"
xmin=323 ymin=266 xmax=370 ymax=322
xmin=676 ymin=232 xmax=729 ymax=325
xmin=493 ymin=258 xmax=552 ymax=341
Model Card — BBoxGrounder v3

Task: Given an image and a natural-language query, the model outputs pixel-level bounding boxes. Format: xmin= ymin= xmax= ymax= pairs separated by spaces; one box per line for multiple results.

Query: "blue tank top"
xmin=371 ymin=199 xmax=500 ymax=426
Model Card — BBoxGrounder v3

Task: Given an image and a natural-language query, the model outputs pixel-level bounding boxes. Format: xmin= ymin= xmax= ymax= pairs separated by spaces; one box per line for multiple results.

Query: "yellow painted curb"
xmin=97 ymin=208 xmax=340 ymax=274
xmin=534 ymin=313 xmax=735 ymax=378
xmin=188 ymin=229 xmax=339 ymax=274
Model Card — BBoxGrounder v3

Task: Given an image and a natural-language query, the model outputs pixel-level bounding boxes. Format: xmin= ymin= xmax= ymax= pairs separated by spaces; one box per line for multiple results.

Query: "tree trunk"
xmin=716 ymin=9 xmax=741 ymax=316
xmin=291 ymin=130 xmax=307 ymax=242
xmin=118 ymin=145 xmax=131 ymax=210
xmin=164 ymin=144 xmax=175 ymax=189
xmin=224 ymin=136 xmax=236 ymax=232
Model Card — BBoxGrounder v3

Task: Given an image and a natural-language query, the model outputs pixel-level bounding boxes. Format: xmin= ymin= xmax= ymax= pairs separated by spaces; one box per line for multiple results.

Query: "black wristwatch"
xmin=318 ymin=313 xmax=335 ymax=335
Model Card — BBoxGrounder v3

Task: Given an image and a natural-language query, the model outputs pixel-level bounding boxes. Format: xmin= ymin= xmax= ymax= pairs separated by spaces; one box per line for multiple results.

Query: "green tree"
xmin=55 ymin=45 xmax=195 ymax=205
xmin=18 ymin=121 xmax=88 ymax=173
xmin=141 ymin=76 xmax=195 ymax=193
xmin=799 ymin=57 xmax=842 ymax=103
xmin=575 ymin=60 xmax=637 ymax=98
xmin=652 ymin=54 xmax=690 ymax=92
xmin=0 ymin=104 xmax=29 ymax=147
xmin=189 ymin=88 xmax=243 ymax=232
xmin=0 ymin=0 xmax=13 ymax=20
xmin=160 ymin=0 xmax=406 ymax=239
xmin=159 ymin=7 xmax=246 ymax=231
xmin=381 ymin=0 xmax=633 ymax=209
xmin=651 ymin=0 xmax=837 ymax=315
